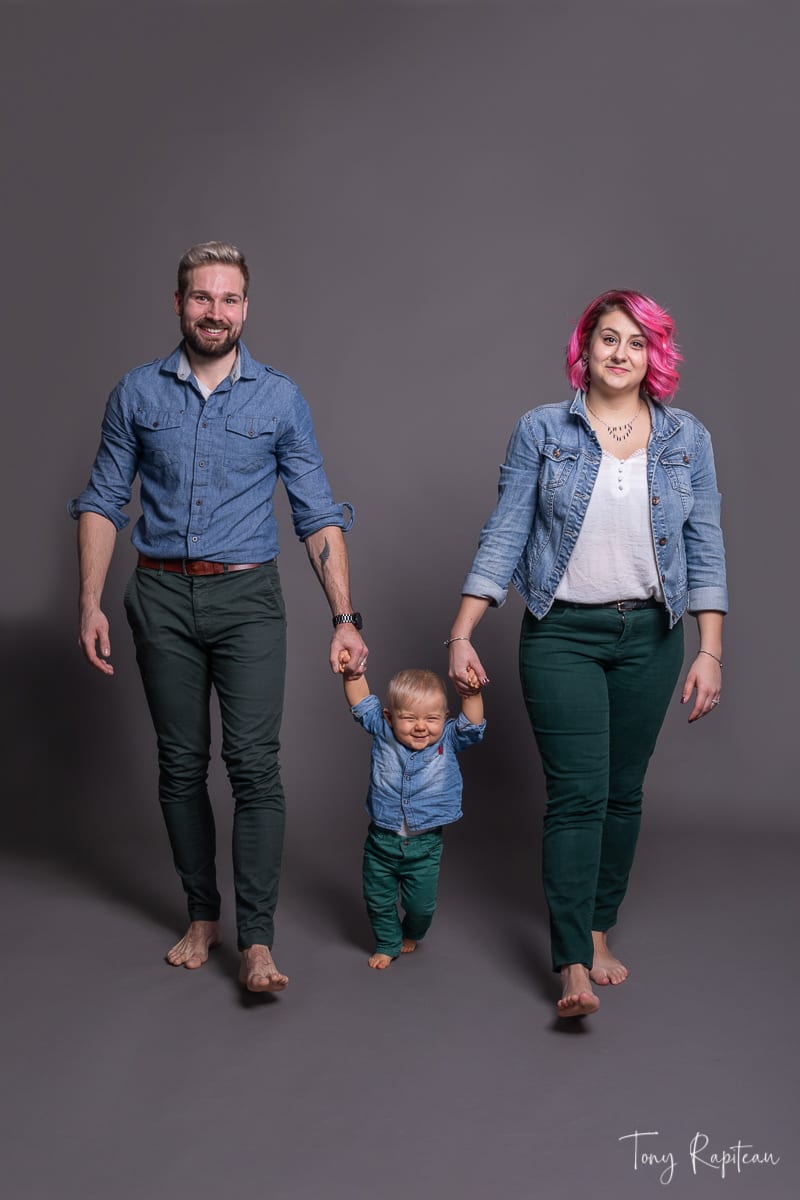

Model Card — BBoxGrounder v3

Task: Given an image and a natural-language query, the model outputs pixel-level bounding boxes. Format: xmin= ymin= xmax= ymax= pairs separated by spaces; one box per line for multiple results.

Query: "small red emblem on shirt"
xmin=438 ymin=745 xmax=443 ymax=755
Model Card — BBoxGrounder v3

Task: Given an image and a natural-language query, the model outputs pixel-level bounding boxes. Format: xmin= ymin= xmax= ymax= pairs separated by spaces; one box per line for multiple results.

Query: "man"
xmin=70 ymin=242 xmax=367 ymax=992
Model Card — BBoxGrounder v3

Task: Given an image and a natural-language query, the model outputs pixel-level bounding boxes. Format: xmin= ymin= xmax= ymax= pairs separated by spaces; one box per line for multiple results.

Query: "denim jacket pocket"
xmin=660 ymin=450 xmax=694 ymax=516
xmin=225 ymin=413 xmax=277 ymax=471
xmin=539 ymin=443 xmax=579 ymax=490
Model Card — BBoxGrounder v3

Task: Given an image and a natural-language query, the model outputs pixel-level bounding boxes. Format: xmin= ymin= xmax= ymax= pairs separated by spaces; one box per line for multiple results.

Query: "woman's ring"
xmin=711 ymin=698 xmax=720 ymax=706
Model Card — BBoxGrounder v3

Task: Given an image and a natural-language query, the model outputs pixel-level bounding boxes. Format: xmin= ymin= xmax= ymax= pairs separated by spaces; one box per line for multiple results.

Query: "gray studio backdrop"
xmin=3 ymin=5 xmax=798 ymax=1200
xmin=4 ymin=1 xmax=793 ymax=868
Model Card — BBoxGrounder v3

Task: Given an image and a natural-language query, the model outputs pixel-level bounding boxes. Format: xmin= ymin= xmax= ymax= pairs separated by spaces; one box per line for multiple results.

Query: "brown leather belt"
xmin=137 ymin=554 xmax=269 ymax=576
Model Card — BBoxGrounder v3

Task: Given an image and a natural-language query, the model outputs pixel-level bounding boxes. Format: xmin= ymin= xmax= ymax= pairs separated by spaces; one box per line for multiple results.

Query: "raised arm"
xmin=304 ymin=525 xmax=368 ymax=677
xmin=460 ymin=667 xmax=485 ymax=725
xmin=77 ymin=512 xmax=117 ymax=675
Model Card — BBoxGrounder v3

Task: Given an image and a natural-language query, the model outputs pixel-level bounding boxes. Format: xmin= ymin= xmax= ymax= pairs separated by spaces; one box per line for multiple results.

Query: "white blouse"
xmin=554 ymin=449 xmax=664 ymax=603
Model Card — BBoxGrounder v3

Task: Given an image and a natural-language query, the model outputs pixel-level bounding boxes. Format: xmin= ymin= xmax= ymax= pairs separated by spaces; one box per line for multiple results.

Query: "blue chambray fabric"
xmin=69 ymin=342 xmax=352 ymax=561
xmin=351 ymin=694 xmax=485 ymax=833
xmin=462 ymin=392 xmax=727 ymax=627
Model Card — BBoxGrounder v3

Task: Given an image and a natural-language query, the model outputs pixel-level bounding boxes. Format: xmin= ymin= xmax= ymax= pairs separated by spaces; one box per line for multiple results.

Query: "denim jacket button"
xmin=659 ymin=537 xmax=667 ymax=545
xmin=652 ymin=496 xmax=660 ymax=505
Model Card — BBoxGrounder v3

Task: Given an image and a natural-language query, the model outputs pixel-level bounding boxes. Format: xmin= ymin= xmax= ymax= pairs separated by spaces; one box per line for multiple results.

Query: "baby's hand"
xmin=338 ymin=649 xmax=351 ymax=674
xmin=465 ymin=667 xmax=482 ymax=692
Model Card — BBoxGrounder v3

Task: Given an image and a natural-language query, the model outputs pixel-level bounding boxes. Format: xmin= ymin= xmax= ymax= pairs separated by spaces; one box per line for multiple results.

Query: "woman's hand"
xmin=448 ymin=637 xmax=490 ymax=697
xmin=681 ymin=653 xmax=722 ymax=723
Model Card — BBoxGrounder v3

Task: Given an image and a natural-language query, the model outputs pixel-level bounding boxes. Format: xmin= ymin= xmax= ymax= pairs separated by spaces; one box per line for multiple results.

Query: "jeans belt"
xmin=552 ymin=597 xmax=661 ymax=613
xmin=137 ymin=554 xmax=270 ymax=576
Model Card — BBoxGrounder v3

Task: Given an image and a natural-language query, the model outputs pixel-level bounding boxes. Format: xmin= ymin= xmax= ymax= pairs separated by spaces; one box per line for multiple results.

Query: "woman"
xmin=447 ymin=290 xmax=727 ymax=1018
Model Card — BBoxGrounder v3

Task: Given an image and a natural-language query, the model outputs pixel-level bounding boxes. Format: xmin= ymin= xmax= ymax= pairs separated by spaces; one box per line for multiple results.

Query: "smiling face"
xmin=174 ymin=264 xmax=248 ymax=359
xmin=385 ymin=689 xmax=448 ymax=751
xmin=586 ymin=308 xmax=648 ymax=398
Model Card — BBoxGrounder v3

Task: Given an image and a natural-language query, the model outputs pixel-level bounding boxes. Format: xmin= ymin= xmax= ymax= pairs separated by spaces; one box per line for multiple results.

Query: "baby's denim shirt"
xmin=351 ymin=693 xmax=485 ymax=833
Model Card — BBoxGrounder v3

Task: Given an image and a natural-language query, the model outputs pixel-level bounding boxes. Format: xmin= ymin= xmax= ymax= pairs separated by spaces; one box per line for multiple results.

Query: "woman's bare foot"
xmin=368 ymin=952 xmax=394 ymax=969
xmin=590 ymin=930 xmax=629 ymax=986
xmin=400 ymin=938 xmax=417 ymax=954
xmin=557 ymin=963 xmax=600 ymax=1018
xmin=166 ymin=920 xmax=221 ymax=969
xmin=239 ymin=944 xmax=288 ymax=992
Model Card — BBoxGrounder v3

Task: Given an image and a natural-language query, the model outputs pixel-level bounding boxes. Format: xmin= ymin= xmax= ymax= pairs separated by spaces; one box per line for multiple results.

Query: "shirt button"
xmin=553 ymin=448 xmax=561 ymax=458
xmin=199 ymin=461 xmax=206 ymax=467
xmin=202 ymin=421 xmax=208 ymax=429
xmin=192 ymin=536 xmax=198 ymax=543
xmin=683 ymin=455 xmax=690 ymax=463
xmin=196 ymin=500 xmax=202 ymax=506
xmin=659 ymin=536 xmax=667 ymax=545
xmin=652 ymin=496 xmax=660 ymax=505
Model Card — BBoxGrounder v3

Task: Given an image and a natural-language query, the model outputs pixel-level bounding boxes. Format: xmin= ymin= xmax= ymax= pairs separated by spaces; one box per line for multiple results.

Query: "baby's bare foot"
xmin=368 ymin=952 xmax=394 ymax=969
xmin=166 ymin=920 xmax=221 ymax=969
xmin=590 ymin=930 xmax=629 ymax=986
xmin=557 ymin=963 xmax=600 ymax=1018
xmin=400 ymin=938 xmax=417 ymax=954
xmin=239 ymin=944 xmax=288 ymax=992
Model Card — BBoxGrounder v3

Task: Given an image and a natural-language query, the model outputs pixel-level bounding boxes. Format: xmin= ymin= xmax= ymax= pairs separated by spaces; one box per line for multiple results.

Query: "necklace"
xmin=585 ymin=398 xmax=643 ymax=443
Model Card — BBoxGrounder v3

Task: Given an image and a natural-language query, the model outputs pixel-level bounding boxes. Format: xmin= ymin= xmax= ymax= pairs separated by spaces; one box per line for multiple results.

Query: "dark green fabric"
xmin=362 ymin=823 xmax=444 ymax=956
xmin=124 ymin=562 xmax=287 ymax=949
xmin=519 ymin=603 xmax=684 ymax=970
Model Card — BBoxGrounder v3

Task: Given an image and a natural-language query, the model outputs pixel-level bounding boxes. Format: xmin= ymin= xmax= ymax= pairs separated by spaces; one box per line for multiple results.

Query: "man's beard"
xmin=181 ymin=319 xmax=241 ymax=359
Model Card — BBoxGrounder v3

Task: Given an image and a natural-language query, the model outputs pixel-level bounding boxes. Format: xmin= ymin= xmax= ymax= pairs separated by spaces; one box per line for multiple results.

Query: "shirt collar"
xmin=177 ymin=345 xmax=242 ymax=385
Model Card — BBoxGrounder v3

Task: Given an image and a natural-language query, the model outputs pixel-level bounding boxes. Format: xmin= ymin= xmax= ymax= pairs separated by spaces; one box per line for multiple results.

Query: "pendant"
xmin=608 ymin=421 xmax=634 ymax=442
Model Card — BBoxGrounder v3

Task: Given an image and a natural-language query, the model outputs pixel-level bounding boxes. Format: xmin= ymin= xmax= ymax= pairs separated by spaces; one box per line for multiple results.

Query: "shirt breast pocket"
xmin=133 ymin=408 xmax=185 ymax=466
xmin=225 ymin=413 xmax=277 ymax=472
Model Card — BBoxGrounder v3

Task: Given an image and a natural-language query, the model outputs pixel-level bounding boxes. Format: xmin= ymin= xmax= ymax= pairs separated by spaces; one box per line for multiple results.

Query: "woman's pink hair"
xmin=565 ymin=289 xmax=682 ymax=401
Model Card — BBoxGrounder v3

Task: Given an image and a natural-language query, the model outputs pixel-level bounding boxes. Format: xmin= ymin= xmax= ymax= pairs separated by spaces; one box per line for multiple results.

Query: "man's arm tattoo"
xmin=315 ymin=537 xmax=330 ymax=586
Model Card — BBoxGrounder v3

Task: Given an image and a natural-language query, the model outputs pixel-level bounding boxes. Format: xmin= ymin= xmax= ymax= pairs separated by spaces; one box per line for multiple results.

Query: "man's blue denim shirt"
xmin=68 ymin=342 xmax=352 ymax=560
xmin=351 ymin=694 xmax=486 ymax=833
xmin=463 ymin=393 xmax=728 ymax=628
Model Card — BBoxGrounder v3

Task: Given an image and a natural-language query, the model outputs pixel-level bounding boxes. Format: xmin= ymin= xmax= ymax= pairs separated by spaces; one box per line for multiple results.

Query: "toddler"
xmin=343 ymin=664 xmax=485 ymax=968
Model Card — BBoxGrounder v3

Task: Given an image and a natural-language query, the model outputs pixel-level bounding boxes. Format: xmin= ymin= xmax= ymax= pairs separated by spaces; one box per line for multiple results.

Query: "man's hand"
xmin=77 ymin=513 xmax=117 ymax=676
xmin=331 ymin=624 xmax=368 ymax=678
xmin=79 ymin=604 xmax=115 ymax=675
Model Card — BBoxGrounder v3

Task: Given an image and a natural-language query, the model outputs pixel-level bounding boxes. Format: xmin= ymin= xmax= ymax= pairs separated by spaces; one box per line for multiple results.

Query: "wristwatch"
xmin=332 ymin=612 xmax=363 ymax=630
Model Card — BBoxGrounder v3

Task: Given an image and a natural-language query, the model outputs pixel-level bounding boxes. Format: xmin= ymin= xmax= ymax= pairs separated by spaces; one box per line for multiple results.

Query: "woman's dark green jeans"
xmin=124 ymin=562 xmax=287 ymax=950
xmin=519 ymin=603 xmax=684 ymax=971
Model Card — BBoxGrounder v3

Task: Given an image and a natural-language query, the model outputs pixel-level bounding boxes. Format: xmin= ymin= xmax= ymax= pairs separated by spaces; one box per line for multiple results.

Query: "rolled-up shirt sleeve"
xmin=276 ymin=385 xmax=353 ymax=541
xmin=67 ymin=385 xmax=139 ymax=530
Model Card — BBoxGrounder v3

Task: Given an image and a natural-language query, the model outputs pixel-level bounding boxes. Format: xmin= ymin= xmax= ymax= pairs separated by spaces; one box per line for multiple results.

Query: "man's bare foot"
xmin=400 ymin=938 xmax=417 ymax=954
xmin=239 ymin=944 xmax=288 ymax=992
xmin=557 ymin=963 xmax=600 ymax=1018
xmin=166 ymin=920 xmax=221 ymax=969
xmin=368 ymin=952 xmax=394 ymax=969
xmin=590 ymin=930 xmax=629 ymax=986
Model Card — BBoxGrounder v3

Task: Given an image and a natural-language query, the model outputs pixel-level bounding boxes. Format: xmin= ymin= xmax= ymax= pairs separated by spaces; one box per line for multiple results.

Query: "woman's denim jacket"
xmin=462 ymin=393 xmax=727 ymax=628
